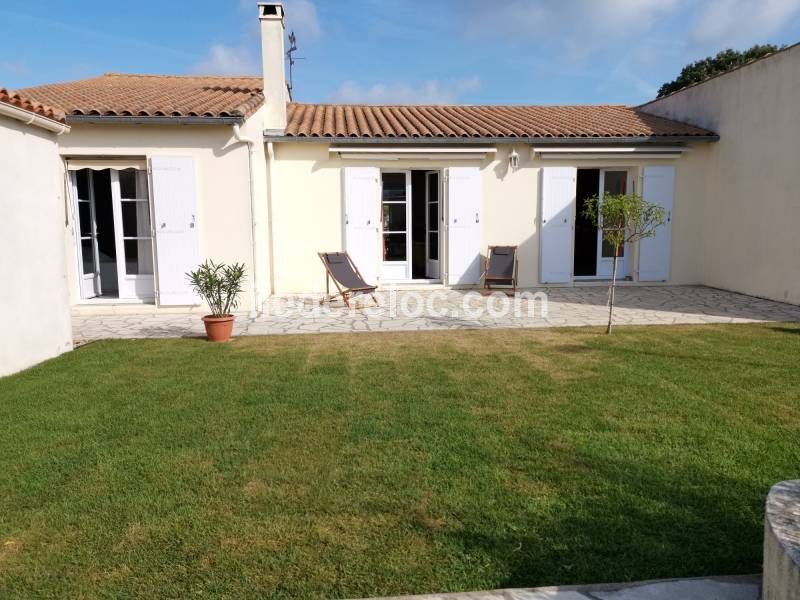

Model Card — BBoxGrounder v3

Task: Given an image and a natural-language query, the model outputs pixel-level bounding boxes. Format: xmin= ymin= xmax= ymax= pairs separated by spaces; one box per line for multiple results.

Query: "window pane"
xmin=602 ymin=239 xmax=624 ymax=258
xmin=383 ymin=234 xmax=406 ymax=261
xmin=382 ymin=203 xmax=406 ymax=232
xmin=78 ymin=202 xmax=92 ymax=236
xmin=427 ymin=202 xmax=438 ymax=232
xmin=76 ymin=170 xmax=90 ymax=200
xmin=81 ymin=239 xmax=94 ymax=274
xmin=427 ymin=176 xmax=438 ymax=203
xmin=119 ymin=169 xmax=137 ymax=199
xmin=382 ymin=173 xmax=406 ymax=202
xmin=124 ymin=239 xmax=154 ymax=275
xmin=122 ymin=201 xmax=151 ymax=237
xmin=428 ymin=232 xmax=438 ymax=260
xmin=603 ymin=171 xmax=627 ymax=195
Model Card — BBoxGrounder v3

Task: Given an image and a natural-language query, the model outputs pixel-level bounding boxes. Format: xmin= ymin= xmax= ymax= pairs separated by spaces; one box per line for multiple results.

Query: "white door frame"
xmin=424 ymin=170 xmax=441 ymax=279
xmin=596 ymin=168 xmax=632 ymax=279
xmin=70 ymin=170 xmax=102 ymax=298
xmin=380 ymin=170 xmax=412 ymax=282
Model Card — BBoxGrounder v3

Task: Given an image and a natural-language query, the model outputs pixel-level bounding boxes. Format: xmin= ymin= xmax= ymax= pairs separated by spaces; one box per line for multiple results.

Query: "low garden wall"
xmin=764 ymin=480 xmax=800 ymax=600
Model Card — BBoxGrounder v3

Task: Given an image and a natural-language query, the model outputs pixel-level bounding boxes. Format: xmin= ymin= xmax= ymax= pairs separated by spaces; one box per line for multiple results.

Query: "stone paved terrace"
xmin=360 ymin=575 xmax=761 ymax=600
xmin=72 ymin=285 xmax=800 ymax=344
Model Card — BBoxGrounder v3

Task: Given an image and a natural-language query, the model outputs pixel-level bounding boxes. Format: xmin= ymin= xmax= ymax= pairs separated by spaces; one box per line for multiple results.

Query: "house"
xmin=2 ymin=2 xmax=799 ymax=374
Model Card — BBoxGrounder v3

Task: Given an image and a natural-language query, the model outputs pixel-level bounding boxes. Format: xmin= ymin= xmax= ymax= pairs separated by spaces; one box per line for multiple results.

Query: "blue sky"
xmin=2 ymin=0 xmax=800 ymax=105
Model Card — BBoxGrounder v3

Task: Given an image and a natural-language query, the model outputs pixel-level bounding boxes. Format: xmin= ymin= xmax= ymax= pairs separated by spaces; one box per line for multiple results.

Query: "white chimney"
xmin=258 ymin=2 xmax=288 ymax=134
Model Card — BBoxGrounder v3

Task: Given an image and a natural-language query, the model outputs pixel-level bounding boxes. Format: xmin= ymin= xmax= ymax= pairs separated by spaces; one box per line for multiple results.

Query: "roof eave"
xmin=264 ymin=134 xmax=719 ymax=144
xmin=66 ymin=115 xmax=245 ymax=126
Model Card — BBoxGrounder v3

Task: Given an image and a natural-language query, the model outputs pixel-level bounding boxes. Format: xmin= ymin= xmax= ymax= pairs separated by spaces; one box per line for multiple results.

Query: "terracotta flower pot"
xmin=202 ymin=315 xmax=235 ymax=342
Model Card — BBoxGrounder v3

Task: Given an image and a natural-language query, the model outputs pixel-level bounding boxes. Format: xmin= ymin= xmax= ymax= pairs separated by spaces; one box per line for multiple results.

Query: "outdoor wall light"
xmin=509 ymin=148 xmax=520 ymax=170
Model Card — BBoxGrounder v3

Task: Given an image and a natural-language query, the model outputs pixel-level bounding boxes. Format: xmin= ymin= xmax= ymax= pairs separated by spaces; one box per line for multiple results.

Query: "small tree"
xmin=583 ymin=193 xmax=666 ymax=334
xmin=186 ymin=260 xmax=246 ymax=317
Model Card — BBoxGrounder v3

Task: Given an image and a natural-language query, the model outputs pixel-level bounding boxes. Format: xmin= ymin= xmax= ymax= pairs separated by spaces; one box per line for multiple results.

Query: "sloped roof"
xmin=17 ymin=73 xmax=264 ymax=119
xmin=284 ymin=103 xmax=716 ymax=139
xmin=0 ymin=87 xmax=65 ymax=122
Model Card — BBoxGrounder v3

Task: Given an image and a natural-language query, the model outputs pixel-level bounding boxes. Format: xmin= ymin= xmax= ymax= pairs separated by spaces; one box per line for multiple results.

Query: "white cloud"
xmin=329 ymin=77 xmax=481 ymax=104
xmin=464 ymin=0 xmax=682 ymax=44
xmin=0 ymin=59 xmax=28 ymax=76
xmin=284 ymin=0 xmax=322 ymax=42
xmin=191 ymin=43 xmax=259 ymax=75
xmin=689 ymin=0 xmax=800 ymax=48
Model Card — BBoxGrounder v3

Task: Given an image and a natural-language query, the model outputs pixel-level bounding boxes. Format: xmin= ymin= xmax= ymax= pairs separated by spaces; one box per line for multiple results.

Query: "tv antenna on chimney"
xmin=286 ymin=31 xmax=304 ymax=100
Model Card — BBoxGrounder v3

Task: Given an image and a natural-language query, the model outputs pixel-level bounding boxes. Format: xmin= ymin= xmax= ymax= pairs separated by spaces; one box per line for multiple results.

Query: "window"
xmin=119 ymin=170 xmax=154 ymax=275
xmin=381 ymin=172 xmax=408 ymax=262
xmin=601 ymin=171 xmax=628 ymax=258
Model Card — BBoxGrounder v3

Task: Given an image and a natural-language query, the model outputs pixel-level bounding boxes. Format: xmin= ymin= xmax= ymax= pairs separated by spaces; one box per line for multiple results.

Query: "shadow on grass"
xmin=441 ymin=449 xmax=768 ymax=590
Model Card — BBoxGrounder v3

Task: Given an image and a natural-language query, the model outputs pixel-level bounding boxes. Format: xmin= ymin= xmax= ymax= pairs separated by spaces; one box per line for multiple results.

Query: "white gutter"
xmin=330 ymin=146 xmax=497 ymax=154
xmin=0 ymin=102 xmax=69 ymax=134
xmin=531 ymin=146 xmax=690 ymax=154
xmin=231 ymin=123 xmax=260 ymax=317
xmin=265 ymin=141 xmax=276 ymax=298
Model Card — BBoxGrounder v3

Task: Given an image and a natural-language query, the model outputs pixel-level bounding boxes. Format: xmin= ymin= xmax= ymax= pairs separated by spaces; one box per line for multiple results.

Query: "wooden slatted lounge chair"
xmin=482 ymin=245 xmax=518 ymax=294
xmin=318 ymin=252 xmax=378 ymax=308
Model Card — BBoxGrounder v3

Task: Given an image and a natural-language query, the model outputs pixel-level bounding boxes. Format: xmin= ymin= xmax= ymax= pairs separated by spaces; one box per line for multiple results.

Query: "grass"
xmin=1 ymin=324 xmax=799 ymax=599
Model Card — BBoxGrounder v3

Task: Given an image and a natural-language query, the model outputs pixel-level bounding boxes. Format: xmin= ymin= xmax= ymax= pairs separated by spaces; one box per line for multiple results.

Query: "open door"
xmin=447 ymin=167 xmax=481 ymax=285
xmin=424 ymin=171 xmax=440 ymax=279
xmin=596 ymin=169 xmax=631 ymax=279
xmin=70 ymin=170 xmax=101 ymax=298
xmin=344 ymin=167 xmax=380 ymax=285
xmin=638 ymin=166 xmax=675 ymax=281
xmin=540 ymin=167 xmax=576 ymax=283
xmin=150 ymin=156 xmax=201 ymax=305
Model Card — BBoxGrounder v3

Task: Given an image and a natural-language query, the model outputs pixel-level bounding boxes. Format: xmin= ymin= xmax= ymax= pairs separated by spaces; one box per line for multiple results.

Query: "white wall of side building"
xmin=0 ymin=114 xmax=73 ymax=376
xmin=641 ymin=44 xmax=800 ymax=305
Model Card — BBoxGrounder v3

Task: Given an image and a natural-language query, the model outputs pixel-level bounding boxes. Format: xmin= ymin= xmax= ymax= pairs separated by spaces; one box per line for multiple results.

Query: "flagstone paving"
xmin=72 ymin=285 xmax=800 ymax=344
xmin=361 ymin=575 xmax=761 ymax=600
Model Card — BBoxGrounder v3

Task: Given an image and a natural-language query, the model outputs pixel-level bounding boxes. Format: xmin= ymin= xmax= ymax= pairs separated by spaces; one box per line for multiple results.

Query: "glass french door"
xmin=71 ymin=168 xmax=155 ymax=300
xmin=425 ymin=171 xmax=440 ymax=279
xmin=596 ymin=169 xmax=631 ymax=279
xmin=380 ymin=171 xmax=412 ymax=281
xmin=111 ymin=169 xmax=155 ymax=299
xmin=72 ymin=170 xmax=102 ymax=298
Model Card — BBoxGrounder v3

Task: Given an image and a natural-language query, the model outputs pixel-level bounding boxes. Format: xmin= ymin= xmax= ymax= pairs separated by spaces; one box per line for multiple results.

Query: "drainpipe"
xmin=265 ymin=141 xmax=276 ymax=296
xmin=231 ymin=123 xmax=260 ymax=317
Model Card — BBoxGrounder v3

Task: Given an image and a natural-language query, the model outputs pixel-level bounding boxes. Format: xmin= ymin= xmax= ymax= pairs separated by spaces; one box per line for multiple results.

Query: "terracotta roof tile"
xmin=285 ymin=103 xmax=715 ymax=139
xmin=17 ymin=73 xmax=264 ymax=120
xmin=0 ymin=87 xmax=65 ymax=122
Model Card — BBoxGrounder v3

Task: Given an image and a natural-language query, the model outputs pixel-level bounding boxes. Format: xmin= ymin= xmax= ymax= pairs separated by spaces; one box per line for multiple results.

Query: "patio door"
xmin=596 ymin=169 xmax=631 ymax=279
xmin=110 ymin=169 xmax=155 ymax=300
xmin=425 ymin=171 xmax=440 ymax=279
xmin=380 ymin=171 xmax=412 ymax=281
xmin=71 ymin=170 xmax=102 ymax=298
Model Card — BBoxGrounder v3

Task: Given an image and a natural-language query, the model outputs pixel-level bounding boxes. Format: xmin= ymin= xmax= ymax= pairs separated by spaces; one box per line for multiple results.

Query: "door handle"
xmin=475 ymin=212 xmax=479 ymax=223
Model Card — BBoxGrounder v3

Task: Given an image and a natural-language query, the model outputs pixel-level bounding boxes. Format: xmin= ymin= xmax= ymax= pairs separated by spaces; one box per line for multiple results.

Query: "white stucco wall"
xmin=641 ymin=44 xmax=800 ymax=304
xmin=57 ymin=107 xmax=269 ymax=312
xmin=0 ymin=115 xmax=73 ymax=376
xmin=267 ymin=142 xmax=706 ymax=294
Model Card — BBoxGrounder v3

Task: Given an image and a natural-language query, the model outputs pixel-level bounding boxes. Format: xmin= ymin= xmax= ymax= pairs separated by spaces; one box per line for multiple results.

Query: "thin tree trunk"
xmin=606 ymin=250 xmax=618 ymax=334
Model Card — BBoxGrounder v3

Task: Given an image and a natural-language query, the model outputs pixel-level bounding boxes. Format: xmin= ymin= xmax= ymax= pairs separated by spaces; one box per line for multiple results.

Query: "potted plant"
xmin=186 ymin=260 xmax=246 ymax=342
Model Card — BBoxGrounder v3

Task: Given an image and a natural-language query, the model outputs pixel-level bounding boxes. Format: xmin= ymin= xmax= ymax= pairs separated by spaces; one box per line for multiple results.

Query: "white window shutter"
xmin=447 ymin=167 xmax=481 ymax=285
xmin=343 ymin=167 xmax=380 ymax=285
xmin=639 ymin=166 xmax=675 ymax=282
xmin=540 ymin=167 xmax=576 ymax=283
xmin=150 ymin=156 xmax=201 ymax=305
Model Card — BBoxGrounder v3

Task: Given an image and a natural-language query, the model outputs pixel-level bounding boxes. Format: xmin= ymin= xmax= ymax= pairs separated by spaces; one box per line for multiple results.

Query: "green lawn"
xmin=1 ymin=324 xmax=799 ymax=599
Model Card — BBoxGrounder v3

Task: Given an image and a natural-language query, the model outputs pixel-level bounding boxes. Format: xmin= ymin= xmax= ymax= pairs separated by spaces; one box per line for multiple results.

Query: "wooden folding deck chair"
xmin=482 ymin=245 xmax=518 ymax=294
xmin=318 ymin=252 xmax=378 ymax=308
